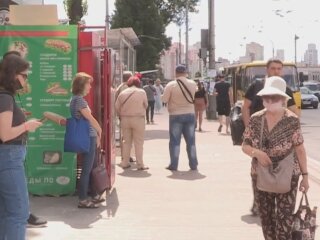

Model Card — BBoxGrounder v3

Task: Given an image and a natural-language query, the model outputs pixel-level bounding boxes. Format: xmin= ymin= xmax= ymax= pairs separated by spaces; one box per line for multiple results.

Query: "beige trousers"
xmin=120 ymin=116 xmax=145 ymax=168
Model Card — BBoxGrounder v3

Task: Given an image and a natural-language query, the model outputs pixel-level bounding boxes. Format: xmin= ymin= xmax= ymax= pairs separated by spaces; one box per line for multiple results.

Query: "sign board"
xmin=207 ymin=69 xmax=217 ymax=78
xmin=9 ymin=5 xmax=58 ymax=25
xmin=0 ymin=25 xmax=78 ymax=195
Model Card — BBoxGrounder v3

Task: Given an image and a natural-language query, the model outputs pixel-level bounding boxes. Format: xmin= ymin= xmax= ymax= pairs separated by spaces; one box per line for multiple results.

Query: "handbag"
xmin=292 ymin=193 xmax=317 ymax=240
xmin=91 ymin=149 xmax=109 ymax=194
xmin=230 ymin=105 xmax=245 ymax=145
xmin=64 ymin=117 xmax=90 ymax=153
xmin=256 ymin=116 xmax=295 ymax=193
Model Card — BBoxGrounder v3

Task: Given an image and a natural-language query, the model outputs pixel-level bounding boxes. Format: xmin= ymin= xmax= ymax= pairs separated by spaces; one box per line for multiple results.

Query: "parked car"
xmin=303 ymin=82 xmax=320 ymax=101
xmin=300 ymin=87 xmax=319 ymax=109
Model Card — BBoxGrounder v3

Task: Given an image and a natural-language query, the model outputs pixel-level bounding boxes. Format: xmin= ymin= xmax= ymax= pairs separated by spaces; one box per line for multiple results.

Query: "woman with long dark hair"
xmin=0 ymin=54 xmax=42 ymax=239
xmin=194 ymin=81 xmax=208 ymax=131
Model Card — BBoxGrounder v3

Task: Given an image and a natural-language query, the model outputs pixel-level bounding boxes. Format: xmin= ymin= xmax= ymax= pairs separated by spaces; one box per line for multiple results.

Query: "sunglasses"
xmin=19 ymin=73 xmax=28 ymax=80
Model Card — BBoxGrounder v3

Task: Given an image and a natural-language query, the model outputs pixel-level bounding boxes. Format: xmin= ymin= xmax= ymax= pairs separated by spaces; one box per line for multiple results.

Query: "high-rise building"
xmin=160 ymin=42 xmax=184 ymax=81
xmin=276 ymin=49 xmax=285 ymax=61
xmin=245 ymin=42 xmax=264 ymax=61
xmin=304 ymin=43 xmax=318 ymax=67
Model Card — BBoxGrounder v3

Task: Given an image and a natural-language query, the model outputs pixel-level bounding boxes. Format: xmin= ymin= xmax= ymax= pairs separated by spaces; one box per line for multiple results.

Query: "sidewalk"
xmin=27 ymin=110 xmax=320 ymax=240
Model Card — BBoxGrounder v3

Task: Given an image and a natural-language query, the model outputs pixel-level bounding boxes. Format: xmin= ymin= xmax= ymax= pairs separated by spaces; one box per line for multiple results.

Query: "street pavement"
xmin=27 ymin=109 xmax=320 ymax=240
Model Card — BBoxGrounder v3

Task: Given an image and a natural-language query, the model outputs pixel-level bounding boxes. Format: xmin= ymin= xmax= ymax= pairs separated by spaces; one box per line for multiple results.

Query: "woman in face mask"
xmin=241 ymin=76 xmax=309 ymax=240
xmin=0 ymin=54 xmax=42 ymax=239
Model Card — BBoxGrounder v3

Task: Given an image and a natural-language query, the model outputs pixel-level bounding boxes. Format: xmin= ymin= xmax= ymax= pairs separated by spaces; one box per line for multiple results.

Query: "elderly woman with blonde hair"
xmin=70 ymin=72 xmax=104 ymax=208
xmin=242 ymin=76 xmax=309 ymax=240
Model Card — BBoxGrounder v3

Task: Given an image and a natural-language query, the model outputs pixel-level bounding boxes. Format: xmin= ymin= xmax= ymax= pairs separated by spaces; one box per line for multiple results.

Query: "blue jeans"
xmin=79 ymin=137 xmax=97 ymax=201
xmin=169 ymin=114 xmax=198 ymax=170
xmin=0 ymin=145 xmax=28 ymax=240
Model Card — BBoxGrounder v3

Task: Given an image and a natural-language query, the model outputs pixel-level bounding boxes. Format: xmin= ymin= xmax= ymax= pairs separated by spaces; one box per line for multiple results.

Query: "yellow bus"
xmin=224 ymin=61 xmax=301 ymax=111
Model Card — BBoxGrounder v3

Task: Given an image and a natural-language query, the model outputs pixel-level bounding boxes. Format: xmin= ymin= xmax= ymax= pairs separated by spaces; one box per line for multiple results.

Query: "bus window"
xmin=282 ymin=66 xmax=299 ymax=92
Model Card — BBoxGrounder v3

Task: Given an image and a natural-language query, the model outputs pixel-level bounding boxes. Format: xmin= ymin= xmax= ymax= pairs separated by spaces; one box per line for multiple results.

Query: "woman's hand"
xmin=299 ymin=176 xmax=309 ymax=193
xmin=97 ymin=135 xmax=101 ymax=148
xmin=256 ymin=150 xmax=273 ymax=167
xmin=25 ymin=119 xmax=42 ymax=132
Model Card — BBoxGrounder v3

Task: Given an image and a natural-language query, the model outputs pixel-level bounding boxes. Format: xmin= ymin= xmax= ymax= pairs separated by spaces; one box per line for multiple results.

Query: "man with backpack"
xmin=162 ymin=65 xmax=198 ymax=171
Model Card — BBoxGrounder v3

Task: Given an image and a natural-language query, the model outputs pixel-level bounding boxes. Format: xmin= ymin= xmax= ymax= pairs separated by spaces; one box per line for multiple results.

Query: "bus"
xmin=224 ymin=61 xmax=301 ymax=110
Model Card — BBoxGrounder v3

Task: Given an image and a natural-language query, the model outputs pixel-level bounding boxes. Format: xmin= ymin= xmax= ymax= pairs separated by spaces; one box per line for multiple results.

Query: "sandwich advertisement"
xmin=0 ymin=25 xmax=78 ymax=195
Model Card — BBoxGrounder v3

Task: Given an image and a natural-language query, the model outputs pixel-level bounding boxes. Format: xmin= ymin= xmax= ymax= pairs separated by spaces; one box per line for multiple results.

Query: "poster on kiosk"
xmin=0 ymin=25 xmax=78 ymax=195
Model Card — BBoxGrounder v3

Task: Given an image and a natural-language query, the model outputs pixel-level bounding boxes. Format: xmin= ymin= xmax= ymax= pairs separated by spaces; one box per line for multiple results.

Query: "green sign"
xmin=0 ymin=25 xmax=78 ymax=196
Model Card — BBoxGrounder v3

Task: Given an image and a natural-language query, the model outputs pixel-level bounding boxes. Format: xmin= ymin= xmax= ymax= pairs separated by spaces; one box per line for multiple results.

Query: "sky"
xmin=44 ymin=0 xmax=320 ymax=62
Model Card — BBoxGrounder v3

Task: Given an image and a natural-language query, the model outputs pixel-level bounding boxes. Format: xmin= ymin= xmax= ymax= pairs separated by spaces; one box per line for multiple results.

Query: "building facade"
xmin=304 ymin=43 xmax=318 ymax=67
xmin=276 ymin=49 xmax=285 ymax=61
xmin=245 ymin=42 xmax=264 ymax=61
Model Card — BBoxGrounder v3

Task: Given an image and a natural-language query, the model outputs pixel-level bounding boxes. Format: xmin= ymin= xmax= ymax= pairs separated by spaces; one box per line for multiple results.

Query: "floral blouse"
xmin=243 ymin=109 xmax=304 ymax=176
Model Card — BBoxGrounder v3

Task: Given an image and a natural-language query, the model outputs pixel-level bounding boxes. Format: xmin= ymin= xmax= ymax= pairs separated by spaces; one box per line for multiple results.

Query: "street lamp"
xmin=295 ymin=34 xmax=299 ymax=64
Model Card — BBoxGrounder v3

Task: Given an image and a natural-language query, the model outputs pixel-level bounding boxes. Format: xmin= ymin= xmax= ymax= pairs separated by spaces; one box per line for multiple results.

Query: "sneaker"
xmin=27 ymin=214 xmax=47 ymax=228
xmin=165 ymin=166 xmax=177 ymax=171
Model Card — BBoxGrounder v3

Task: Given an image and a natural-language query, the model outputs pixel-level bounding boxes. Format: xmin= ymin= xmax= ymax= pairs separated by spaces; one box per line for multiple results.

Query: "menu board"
xmin=0 ymin=25 xmax=78 ymax=195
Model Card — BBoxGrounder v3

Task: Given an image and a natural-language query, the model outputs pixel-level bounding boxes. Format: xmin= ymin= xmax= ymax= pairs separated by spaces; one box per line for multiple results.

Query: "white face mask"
xmin=263 ymin=100 xmax=283 ymax=112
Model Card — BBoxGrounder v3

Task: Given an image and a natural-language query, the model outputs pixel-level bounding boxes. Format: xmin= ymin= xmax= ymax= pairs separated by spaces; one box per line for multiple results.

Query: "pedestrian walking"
xmin=242 ymin=59 xmax=299 ymax=216
xmin=194 ymin=81 xmax=208 ymax=131
xmin=162 ymin=65 xmax=198 ymax=171
xmin=242 ymin=76 xmax=309 ymax=240
xmin=115 ymin=71 xmax=135 ymax=163
xmin=70 ymin=72 xmax=104 ymax=209
xmin=115 ymin=76 xmax=149 ymax=170
xmin=143 ymin=79 xmax=156 ymax=124
xmin=115 ymin=71 xmax=133 ymax=100
xmin=213 ymin=74 xmax=233 ymax=134
xmin=154 ymin=78 xmax=164 ymax=113
xmin=0 ymin=54 xmax=43 ymax=240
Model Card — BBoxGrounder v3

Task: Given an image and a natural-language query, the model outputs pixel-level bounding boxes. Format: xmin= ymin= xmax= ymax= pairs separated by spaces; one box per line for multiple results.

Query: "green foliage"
xmin=111 ymin=0 xmax=171 ymax=71
xmin=154 ymin=0 xmax=199 ymax=26
xmin=63 ymin=0 xmax=88 ymax=24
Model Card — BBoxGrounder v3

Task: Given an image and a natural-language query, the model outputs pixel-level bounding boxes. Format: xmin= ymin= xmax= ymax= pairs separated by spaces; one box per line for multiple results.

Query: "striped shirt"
xmin=70 ymin=95 xmax=97 ymax=137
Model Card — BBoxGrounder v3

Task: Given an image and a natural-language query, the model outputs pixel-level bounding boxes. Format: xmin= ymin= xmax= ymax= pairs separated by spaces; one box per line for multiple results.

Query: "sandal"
xmin=92 ymin=195 xmax=105 ymax=204
xmin=137 ymin=166 xmax=149 ymax=171
xmin=78 ymin=200 xmax=99 ymax=209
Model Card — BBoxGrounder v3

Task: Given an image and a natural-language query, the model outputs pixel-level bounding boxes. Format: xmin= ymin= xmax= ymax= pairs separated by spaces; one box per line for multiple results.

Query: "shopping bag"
xmin=64 ymin=117 xmax=90 ymax=153
xmin=91 ymin=149 xmax=109 ymax=194
xmin=292 ymin=193 xmax=317 ymax=240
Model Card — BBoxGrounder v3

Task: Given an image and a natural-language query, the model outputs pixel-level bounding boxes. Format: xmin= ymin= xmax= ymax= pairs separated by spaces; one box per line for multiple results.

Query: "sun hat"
xmin=257 ymin=76 xmax=291 ymax=99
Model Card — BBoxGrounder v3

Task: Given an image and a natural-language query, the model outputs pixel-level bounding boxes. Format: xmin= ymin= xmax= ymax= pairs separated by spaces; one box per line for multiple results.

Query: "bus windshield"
xmin=244 ymin=66 xmax=299 ymax=91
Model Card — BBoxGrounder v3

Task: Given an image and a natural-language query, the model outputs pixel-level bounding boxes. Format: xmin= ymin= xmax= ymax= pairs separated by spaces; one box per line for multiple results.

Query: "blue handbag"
xmin=64 ymin=117 xmax=90 ymax=153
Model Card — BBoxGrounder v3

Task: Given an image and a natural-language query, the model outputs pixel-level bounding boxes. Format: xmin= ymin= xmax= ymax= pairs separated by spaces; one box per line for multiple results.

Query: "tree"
xmin=111 ymin=0 xmax=171 ymax=71
xmin=63 ymin=0 xmax=88 ymax=24
xmin=154 ymin=0 xmax=199 ymax=26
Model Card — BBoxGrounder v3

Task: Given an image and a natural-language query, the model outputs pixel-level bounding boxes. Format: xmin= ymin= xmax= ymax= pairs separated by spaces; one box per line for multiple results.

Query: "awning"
xmin=107 ymin=28 xmax=140 ymax=49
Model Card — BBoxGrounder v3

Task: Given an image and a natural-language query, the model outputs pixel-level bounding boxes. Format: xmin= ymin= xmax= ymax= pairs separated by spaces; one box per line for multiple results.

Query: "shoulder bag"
xmin=177 ymin=79 xmax=194 ymax=104
xmin=64 ymin=117 xmax=90 ymax=153
xmin=256 ymin=116 xmax=295 ymax=194
xmin=64 ymin=98 xmax=90 ymax=153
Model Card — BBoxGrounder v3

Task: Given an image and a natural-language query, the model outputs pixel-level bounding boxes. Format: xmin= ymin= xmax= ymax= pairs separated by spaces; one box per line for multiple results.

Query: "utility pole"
xmin=294 ymin=35 xmax=299 ymax=64
xmin=207 ymin=0 xmax=217 ymax=120
xmin=179 ymin=26 xmax=182 ymax=64
xmin=208 ymin=0 xmax=215 ymax=70
xmin=105 ymin=0 xmax=110 ymax=30
xmin=185 ymin=0 xmax=189 ymax=70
